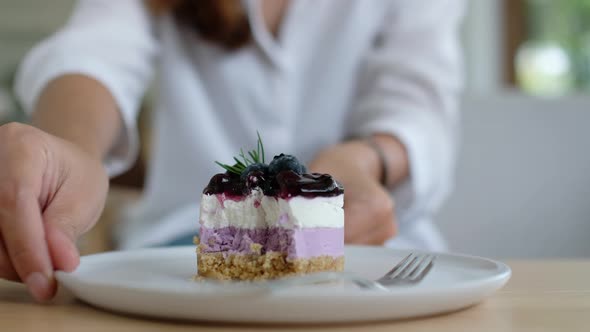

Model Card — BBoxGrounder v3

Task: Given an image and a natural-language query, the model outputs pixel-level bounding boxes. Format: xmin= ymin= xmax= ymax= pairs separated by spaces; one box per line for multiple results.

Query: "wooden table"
xmin=1 ymin=260 xmax=589 ymax=331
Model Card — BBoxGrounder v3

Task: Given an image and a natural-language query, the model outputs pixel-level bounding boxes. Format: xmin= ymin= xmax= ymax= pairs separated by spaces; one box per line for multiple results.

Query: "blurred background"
xmin=1 ymin=0 xmax=589 ymax=258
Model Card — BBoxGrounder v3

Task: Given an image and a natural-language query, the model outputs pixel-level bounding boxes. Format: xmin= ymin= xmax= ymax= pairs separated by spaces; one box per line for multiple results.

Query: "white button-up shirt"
xmin=15 ymin=0 xmax=464 ymax=250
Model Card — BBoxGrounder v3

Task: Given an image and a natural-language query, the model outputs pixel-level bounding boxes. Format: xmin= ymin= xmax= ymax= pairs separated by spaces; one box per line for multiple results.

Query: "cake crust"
xmin=197 ymin=251 xmax=344 ymax=280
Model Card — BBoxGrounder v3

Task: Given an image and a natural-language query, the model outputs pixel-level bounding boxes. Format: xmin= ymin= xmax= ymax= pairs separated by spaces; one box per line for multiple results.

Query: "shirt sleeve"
xmin=14 ymin=0 xmax=158 ymax=177
xmin=347 ymin=0 xmax=465 ymax=223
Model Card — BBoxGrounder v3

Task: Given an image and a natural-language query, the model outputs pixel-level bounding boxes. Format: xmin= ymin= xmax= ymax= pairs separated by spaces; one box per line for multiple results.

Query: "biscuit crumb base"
xmin=196 ymin=250 xmax=344 ymax=280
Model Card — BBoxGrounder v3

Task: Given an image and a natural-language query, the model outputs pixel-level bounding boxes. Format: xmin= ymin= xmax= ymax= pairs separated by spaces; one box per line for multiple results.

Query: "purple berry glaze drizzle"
xmin=203 ymin=170 xmax=343 ymax=199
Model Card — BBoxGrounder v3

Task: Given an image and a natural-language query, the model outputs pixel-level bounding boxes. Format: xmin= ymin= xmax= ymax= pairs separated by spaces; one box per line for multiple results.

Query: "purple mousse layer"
xmin=199 ymin=226 xmax=344 ymax=259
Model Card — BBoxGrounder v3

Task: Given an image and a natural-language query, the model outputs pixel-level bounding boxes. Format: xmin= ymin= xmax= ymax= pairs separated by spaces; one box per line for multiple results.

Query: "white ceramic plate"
xmin=56 ymin=246 xmax=510 ymax=323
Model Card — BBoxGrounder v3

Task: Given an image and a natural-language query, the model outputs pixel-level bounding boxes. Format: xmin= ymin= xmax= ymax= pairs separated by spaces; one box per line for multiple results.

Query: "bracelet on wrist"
xmin=365 ymin=137 xmax=389 ymax=187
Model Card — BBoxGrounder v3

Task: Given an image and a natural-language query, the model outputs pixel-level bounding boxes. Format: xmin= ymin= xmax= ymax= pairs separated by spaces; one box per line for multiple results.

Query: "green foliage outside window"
xmin=519 ymin=0 xmax=590 ymax=94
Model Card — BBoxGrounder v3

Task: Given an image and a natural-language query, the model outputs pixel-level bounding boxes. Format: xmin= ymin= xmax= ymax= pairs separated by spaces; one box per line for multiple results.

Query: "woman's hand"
xmin=309 ymin=140 xmax=398 ymax=245
xmin=0 ymin=122 xmax=108 ymax=301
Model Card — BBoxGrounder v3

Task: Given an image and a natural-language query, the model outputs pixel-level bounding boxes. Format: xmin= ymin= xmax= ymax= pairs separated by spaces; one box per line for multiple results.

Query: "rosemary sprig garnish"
xmin=214 ymin=161 xmax=243 ymax=174
xmin=215 ymin=131 xmax=266 ymax=175
xmin=258 ymin=131 xmax=265 ymax=163
xmin=233 ymin=157 xmax=244 ymax=166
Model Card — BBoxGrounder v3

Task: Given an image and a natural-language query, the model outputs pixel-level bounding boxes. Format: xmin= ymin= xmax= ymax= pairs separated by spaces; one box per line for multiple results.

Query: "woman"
xmin=0 ymin=0 xmax=463 ymax=301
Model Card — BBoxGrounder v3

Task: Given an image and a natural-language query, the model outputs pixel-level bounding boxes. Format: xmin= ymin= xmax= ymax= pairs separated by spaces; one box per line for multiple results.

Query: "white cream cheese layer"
xmin=199 ymin=191 xmax=344 ymax=229
xmin=199 ymin=189 xmax=265 ymax=228
xmin=260 ymin=195 xmax=344 ymax=229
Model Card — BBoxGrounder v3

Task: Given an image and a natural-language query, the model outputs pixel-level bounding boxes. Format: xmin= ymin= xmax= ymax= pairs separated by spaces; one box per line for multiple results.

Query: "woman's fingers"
xmin=345 ymin=208 xmax=392 ymax=245
xmin=45 ymin=222 xmax=80 ymax=273
xmin=349 ymin=212 xmax=397 ymax=245
xmin=0 ymin=123 xmax=56 ymax=300
xmin=0 ymin=188 xmax=56 ymax=301
xmin=344 ymin=183 xmax=397 ymax=245
xmin=0 ymin=237 xmax=19 ymax=281
xmin=0 ymin=123 xmax=107 ymax=302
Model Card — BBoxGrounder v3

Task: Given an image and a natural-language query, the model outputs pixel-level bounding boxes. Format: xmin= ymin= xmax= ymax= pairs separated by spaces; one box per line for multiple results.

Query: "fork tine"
xmin=398 ymin=254 xmax=429 ymax=280
xmin=408 ymin=255 xmax=436 ymax=282
xmin=382 ymin=253 xmax=414 ymax=278
xmin=388 ymin=254 xmax=420 ymax=280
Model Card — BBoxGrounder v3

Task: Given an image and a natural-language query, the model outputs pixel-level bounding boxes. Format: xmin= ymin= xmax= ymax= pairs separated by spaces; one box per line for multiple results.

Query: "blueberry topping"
xmin=244 ymin=170 xmax=267 ymax=189
xmin=268 ymin=154 xmax=306 ymax=175
xmin=240 ymin=163 xmax=269 ymax=180
xmin=203 ymin=173 xmax=244 ymax=196
xmin=274 ymin=170 xmax=343 ymax=198
xmin=204 ymin=154 xmax=342 ymax=198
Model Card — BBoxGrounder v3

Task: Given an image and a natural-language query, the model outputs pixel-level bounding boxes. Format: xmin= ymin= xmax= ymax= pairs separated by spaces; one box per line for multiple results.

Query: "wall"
xmin=462 ymin=0 xmax=505 ymax=94
xmin=0 ymin=0 xmax=75 ymax=80
xmin=438 ymin=93 xmax=590 ymax=258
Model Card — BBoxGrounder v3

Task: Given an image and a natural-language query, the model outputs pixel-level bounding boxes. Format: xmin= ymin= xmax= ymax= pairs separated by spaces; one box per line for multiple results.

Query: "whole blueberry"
xmin=244 ymin=170 xmax=267 ymax=189
xmin=268 ymin=154 xmax=307 ymax=175
xmin=203 ymin=173 xmax=230 ymax=194
xmin=240 ymin=163 xmax=269 ymax=181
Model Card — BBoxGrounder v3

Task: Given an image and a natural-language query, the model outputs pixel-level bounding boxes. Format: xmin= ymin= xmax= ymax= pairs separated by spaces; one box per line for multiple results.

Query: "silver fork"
xmin=265 ymin=253 xmax=436 ymax=291
xmin=375 ymin=253 xmax=436 ymax=286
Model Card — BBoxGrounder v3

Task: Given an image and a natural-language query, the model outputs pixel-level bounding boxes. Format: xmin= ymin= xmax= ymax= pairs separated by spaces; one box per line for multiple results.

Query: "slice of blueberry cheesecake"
xmin=196 ymin=135 xmax=344 ymax=280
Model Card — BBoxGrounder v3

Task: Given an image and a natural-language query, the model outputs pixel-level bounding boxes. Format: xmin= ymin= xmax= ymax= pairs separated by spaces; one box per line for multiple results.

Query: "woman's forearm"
xmin=31 ymin=74 xmax=122 ymax=161
xmin=311 ymin=134 xmax=409 ymax=190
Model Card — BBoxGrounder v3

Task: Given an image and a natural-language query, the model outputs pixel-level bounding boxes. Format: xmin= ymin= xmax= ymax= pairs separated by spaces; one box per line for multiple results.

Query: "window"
xmin=506 ymin=0 xmax=590 ymax=96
